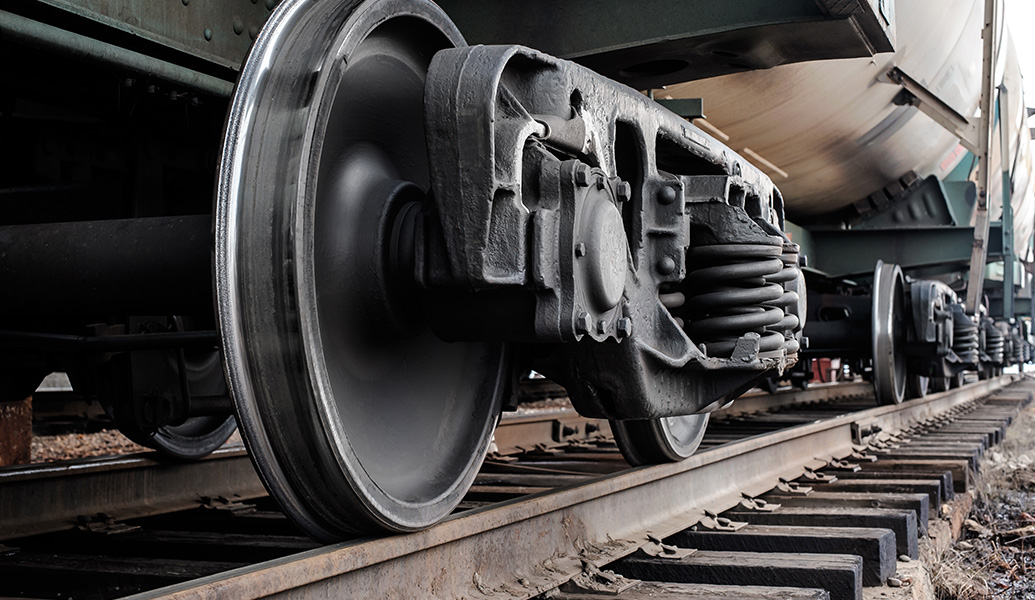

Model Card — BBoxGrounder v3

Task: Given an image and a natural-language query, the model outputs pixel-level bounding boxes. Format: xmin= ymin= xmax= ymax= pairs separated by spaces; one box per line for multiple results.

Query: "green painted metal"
xmin=851 ymin=176 xmax=961 ymax=229
xmin=989 ymin=295 xmax=1031 ymax=319
xmin=36 ymin=0 xmax=277 ymax=71
xmin=807 ymin=226 xmax=1004 ymax=279
xmin=0 ymin=9 xmax=233 ymax=96
xmin=997 ymin=92 xmax=1016 ymax=320
xmin=655 ymin=98 xmax=704 ymax=120
xmin=435 ymin=0 xmax=895 ymax=89
xmin=784 ymin=221 xmax=815 ymax=269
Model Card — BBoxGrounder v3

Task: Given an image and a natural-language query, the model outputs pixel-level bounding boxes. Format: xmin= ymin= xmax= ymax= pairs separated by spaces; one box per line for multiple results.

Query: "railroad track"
xmin=0 ymin=376 xmax=1029 ymax=599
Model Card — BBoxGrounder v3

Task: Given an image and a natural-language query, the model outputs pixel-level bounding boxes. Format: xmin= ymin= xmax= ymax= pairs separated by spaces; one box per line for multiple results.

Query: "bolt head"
xmin=657 ymin=186 xmax=678 ymax=205
xmin=575 ymin=164 xmax=592 ymax=187
xmin=576 ymin=312 xmax=591 ymax=334
xmin=616 ymin=181 xmax=632 ymax=201
xmin=657 ymin=256 xmax=677 ymax=276
xmin=617 ymin=317 xmax=633 ymax=338
xmin=596 ymin=319 xmax=608 ymax=334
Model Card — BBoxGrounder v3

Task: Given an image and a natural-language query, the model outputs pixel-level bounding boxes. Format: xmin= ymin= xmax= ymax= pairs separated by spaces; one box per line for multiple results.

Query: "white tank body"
xmin=666 ymin=0 xmax=987 ymax=219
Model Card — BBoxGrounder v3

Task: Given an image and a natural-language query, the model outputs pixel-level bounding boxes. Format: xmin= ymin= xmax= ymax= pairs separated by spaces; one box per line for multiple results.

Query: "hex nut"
xmin=575 ymin=164 xmax=592 ymax=187
xmin=596 ymin=319 xmax=608 ymax=334
xmin=616 ymin=181 xmax=632 ymax=201
xmin=617 ymin=317 xmax=633 ymax=338
xmin=574 ymin=242 xmax=587 ymax=257
xmin=576 ymin=312 xmax=592 ymax=334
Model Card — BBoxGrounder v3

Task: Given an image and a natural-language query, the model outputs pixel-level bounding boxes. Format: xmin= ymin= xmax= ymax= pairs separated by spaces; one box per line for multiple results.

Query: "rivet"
xmin=574 ymin=242 xmax=587 ymax=257
xmin=181 ymin=0 xmax=189 ymax=5
xmin=233 ymin=17 xmax=244 ymax=35
xmin=657 ymin=186 xmax=678 ymax=205
xmin=575 ymin=164 xmax=592 ymax=187
xmin=248 ymin=25 xmax=259 ymax=39
xmin=266 ymin=0 xmax=277 ymax=10
xmin=203 ymin=28 xmax=213 ymax=41
xmin=657 ymin=256 xmax=677 ymax=275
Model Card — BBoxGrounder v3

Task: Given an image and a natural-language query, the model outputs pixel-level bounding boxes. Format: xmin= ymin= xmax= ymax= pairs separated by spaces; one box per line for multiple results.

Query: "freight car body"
xmin=667 ymin=0 xmax=1035 ymax=397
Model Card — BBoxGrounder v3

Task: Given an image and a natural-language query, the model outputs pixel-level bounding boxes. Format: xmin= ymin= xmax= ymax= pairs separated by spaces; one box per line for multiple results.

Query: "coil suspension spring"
xmin=982 ymin=320 xmax=1004 ymax=364
xmin=665 ymin=243 xmax=799 ymax=358
xmin=950 ymin=306 xmax=979 ymax=361
xmin=1009 ymin=332 xmax=1023 ymax=364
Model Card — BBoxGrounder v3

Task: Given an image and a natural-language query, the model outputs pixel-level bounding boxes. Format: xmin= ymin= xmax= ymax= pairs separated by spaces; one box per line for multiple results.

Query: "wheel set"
xmin=216 ymin=0 xmax=762 ymax=538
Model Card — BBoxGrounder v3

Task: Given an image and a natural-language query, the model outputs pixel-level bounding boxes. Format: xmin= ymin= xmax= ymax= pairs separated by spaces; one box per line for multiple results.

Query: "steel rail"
xmin=0 ymin=444 xmax=264 ymax=540
xmin=132 ymin=375 xmax=1021 ymax=600
xmin=493 ymin=380 xmax=872 ymax=454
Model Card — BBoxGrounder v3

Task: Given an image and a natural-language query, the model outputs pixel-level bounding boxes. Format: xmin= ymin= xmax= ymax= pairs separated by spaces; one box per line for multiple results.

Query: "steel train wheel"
xmin=216 ymin=0 xmax=508 ymax=538
xmin=611 ymin=414 xmax=710 ymax=465
xmin=905 ymin=373 xmax=929 ymax=400
xmin=100 ymin=337 xmax=237 ymax=460
xmin=929 ymin=376 xmax=951 ymax=393
xmin=143 ymin=346 xmax=237 ymax=460
xmin=872 ymin=261 xmax=907 ymax=405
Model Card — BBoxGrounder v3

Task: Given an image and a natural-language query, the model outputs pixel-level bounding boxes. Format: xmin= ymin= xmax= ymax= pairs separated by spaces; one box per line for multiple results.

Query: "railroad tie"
xmin=613 ymin=550 xmax=862 ymax=600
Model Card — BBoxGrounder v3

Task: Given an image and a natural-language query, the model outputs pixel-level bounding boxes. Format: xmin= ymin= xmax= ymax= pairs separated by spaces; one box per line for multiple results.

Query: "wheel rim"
xmin=611 ymin=414 xmax=710 ymax=465
xmin=150 ymin=346 xmax=237 ymax=459
xmin=872 ymin=261 xmax=906 ymax=405
xmin=216 ymin=0 xmax=508 ymax=538
xmin=905 ymin=373 xmax=929 ymax=400
xmin=101 ymin=344 xmax=237 ymax=460
xmin=929 ymin=376 xmax=950 ymax=393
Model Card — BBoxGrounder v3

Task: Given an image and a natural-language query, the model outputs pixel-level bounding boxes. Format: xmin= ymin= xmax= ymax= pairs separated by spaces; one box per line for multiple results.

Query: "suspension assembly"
xmin=415 ymin=44 xmax=802 ymax=419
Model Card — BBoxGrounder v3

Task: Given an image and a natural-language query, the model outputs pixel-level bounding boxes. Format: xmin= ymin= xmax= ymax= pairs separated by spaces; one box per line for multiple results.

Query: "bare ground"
xmin=932 ymin=398 xmax=1035 ymax=599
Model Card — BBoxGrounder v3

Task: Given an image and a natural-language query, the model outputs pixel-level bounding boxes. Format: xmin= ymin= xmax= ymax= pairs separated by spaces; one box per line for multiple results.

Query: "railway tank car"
xmin=667 ymin=0 xmax=1035 ymax=401
xmin=0 ymin=0 xmax=1025 ymax=541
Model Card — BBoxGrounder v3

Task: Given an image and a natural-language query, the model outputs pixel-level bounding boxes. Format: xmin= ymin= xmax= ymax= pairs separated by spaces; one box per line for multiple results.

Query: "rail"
xmin=129 ymin=376 xmax=1021 ymax=599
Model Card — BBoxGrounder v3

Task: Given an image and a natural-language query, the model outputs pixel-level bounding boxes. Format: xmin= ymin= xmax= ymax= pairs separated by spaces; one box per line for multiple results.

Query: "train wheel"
xmin=872 ymin=261 xmax=907 ymax=405
xmin=905 ymin=373 xmax=929 ymax=400
xmin=611 ymin=414 xmax=710 ymax=465
xmin=929 ymin=376 xmax=951 ymax=393
xmin=97 ymin=325 xmax=238 ymax=461
xmin=216 ymin=0 xmax=508 ymax=539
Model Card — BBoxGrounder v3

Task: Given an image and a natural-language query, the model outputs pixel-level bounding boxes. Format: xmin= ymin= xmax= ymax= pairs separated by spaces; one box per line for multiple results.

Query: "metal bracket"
xmin=776 ymin=478 xmax=812 ymax=495
xmin=563 ymin=560 xmax=640 ymax=594
xmin=76 ymin=512 xmax=139 ymax=535
xmin=697 ymin=510 xmax=748 ymax=531
xmin=639 ymin=534 xmax=697 ymax=559
xmin=201 ymin=496 xmax=256 ymax=515
xmin=824 ymin=458 xmax=861 ymax=472
xmin=739 ymin=495 xmax=781 ymax=512
xmin=801 ymin=467 xmax=837 ymax=483
xmin=882 ymin=67 xmax=979 ymax=154
xmin=849 ymin=449 xmax=879 ymax=462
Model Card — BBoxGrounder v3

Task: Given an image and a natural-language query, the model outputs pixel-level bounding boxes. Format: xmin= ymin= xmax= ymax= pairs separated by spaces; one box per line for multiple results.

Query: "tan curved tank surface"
xmin=666 ymin=0 xmax=987 ymax=219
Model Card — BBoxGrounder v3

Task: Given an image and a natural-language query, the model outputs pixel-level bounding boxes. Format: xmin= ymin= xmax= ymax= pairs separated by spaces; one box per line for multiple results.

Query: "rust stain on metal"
xmin=0 ymin=397 xmax=31 ymax=466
